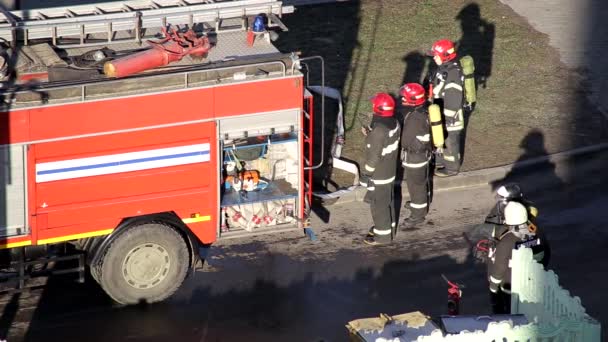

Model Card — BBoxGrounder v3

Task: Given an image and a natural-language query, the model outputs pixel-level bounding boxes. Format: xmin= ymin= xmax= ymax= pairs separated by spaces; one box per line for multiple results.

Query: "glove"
xmin=361 ymin=125 xmax=371 ymax=136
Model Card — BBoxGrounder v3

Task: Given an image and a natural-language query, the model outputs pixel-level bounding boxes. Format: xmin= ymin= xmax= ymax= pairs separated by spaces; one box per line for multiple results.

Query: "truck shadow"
xmin=15 ymin=249 xmax=490 ymax=341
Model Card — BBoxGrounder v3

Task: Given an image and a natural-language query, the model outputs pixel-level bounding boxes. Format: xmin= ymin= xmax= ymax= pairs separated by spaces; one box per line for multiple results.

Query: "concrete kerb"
xmin=328 ymin=142 xmax=608 ymax=206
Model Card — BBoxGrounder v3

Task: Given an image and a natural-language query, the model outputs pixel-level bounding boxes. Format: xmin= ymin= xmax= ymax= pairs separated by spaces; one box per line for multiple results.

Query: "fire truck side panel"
xmin=213 ymin=77 xmax=303 ymax=117
xmin=0 ymin=109 xmax=29 ymax=145
xmin=32 ymin=121 xmax=218 ymax=245
xmin=27 ymin=89 xmax=215 ymax=144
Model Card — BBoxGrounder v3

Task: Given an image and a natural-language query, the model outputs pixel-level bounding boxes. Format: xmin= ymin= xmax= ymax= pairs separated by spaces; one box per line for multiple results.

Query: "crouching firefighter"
xmin=360 ymin=93 xmax=401 ymax=245
xmin=427 ymin=39 xmax=465 ymax=177
xmin=487 ymin=201 xmax=549 ymax=314
xmin=399 ymin=83 xmax=433 ymax=228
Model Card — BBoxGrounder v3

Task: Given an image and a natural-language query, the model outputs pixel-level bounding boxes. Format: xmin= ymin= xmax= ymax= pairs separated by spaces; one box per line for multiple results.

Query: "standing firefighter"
xmin=360 ymin=93 xmax=401 ymax=245
xmin=399 ymin=83 xmax=433 ymax=228
xmin=427 ymin=39 xmax=465 ymax=177
xmin=487 ymin=201 xmax=549 ymax=314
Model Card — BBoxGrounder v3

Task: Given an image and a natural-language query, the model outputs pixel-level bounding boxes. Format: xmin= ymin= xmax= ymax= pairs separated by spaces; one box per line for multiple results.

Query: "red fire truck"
xmin=0 ymin=0 xmax=324 ymax=304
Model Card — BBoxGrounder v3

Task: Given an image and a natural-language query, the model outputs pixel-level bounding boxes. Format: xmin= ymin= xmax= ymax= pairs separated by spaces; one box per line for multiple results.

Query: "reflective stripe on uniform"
xmin=444 ymin=109 xmax=458 ymax=117
xmin=372 ymin=176 xmax=395 ymax=185
xmin=403 ymin=159 xmax=429 ymax=168
xmin=381 ymin=139 xmax=399 ymax=156
xmin=490 ymin=276 xmax=502 ymax=284
xmin=446 ymin=125 xmax=464 ymax=131
xmin=364 ymin=164 xmax=375 ymax=172
xmin=433 ymin=82 xmax=444 ymax=97
xmin=443 ymin=155 xmax=456 ymax=162
xmin=367 ymin=186 xmax=375 ymax=191
xmin=416 ymin=134 xmax=430 ymax=142
xmin=500 ymin=286 xmax=512 ymax=294
xmin=373 ymin=228 xmax=392 ymax=235
xmin=410 ymin=202 xmax=427 ymax=209
xmin=388 ymin=126 xmax=399 ymax=137
xmin=445 ymin=83 xmax=463 ymax=91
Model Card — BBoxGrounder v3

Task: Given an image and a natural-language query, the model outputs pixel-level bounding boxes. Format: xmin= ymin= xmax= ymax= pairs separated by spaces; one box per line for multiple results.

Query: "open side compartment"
xmin=217 ymin=110 xmax=302 ymax=239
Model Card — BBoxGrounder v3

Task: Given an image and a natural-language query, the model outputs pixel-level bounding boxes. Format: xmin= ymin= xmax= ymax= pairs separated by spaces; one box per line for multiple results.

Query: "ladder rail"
xmin=0 ymin=0 xmax=293 ymax=46
xmin=2 ymin=0 xmax=282 ymax=21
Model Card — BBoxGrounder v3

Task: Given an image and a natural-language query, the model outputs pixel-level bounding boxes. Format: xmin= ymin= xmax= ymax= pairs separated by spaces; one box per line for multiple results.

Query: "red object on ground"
xmin=443 ymin=274 xmax=464 ymax=315
xmin=104 ymin=26 xmax=212 ymax=78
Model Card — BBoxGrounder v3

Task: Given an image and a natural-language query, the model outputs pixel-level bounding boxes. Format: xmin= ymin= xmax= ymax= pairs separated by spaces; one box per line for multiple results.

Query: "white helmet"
xmin=496 ymin=183 xmax=522 ymax=200
xmin=504 ymin=201 xmax=528 ymax=226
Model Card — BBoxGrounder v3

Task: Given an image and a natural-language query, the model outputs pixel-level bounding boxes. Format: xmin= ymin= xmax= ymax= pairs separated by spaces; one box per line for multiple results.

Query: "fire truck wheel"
xmin=98 ymin=223 xmax=189 ymax=304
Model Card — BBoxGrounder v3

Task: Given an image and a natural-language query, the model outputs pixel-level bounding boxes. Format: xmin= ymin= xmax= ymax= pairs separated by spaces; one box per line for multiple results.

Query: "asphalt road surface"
xmin=1 ymin=150 xmax=607 ymax=341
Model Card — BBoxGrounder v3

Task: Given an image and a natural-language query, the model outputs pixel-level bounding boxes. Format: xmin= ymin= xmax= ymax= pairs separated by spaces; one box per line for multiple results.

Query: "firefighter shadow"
xmin=456 ymin=3 xmax=494 ymax=92
xmin=490 ymin=130 xmax=566 ymax=213
xmin=395 ymin=51 xmax=429 ymax=183
xmin=400 ymin=51 xmax=428 ymax=87
xmin=455 ymin=2 xmax=495 ymax=163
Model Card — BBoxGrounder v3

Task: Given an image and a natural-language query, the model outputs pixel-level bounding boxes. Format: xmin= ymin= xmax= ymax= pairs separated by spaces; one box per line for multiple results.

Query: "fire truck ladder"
xmin=0 ymin=0 xmax=293 ymax=48
xmin=300 ymin=56 xmax=326 ymax=242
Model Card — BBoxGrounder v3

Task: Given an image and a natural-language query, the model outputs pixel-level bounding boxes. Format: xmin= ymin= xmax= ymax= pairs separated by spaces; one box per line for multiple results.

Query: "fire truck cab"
xmin=0 ymin=0 xmax=322 ymax=304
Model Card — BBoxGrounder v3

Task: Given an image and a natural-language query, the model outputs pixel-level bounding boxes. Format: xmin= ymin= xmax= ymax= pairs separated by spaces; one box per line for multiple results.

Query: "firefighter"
xmin=485 ymin=183 xmax=539 ymax=225
xmin=427 ymin=39 xmax=465 ymax=177
xmin=487 ymin=201 xmax=549 ymax=314
xmin=399 ymin=83 xmax=432 ymax=228
xmin=360 ymin=93 xmax=401 ymax=245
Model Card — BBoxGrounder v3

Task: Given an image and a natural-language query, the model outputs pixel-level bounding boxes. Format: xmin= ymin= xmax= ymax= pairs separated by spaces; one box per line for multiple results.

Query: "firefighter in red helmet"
xmin=360 ymin=92 xmax=401 ymax=245
xmin=399 ymin=83 xmax=432 ymax=228
xmin=427 ymin=39 xmax=465 ymax=177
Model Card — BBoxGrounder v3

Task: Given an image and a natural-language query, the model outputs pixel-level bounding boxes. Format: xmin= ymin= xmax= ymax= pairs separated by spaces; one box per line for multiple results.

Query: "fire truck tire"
xmin=98 ymin=223 xmax=189 ymax=304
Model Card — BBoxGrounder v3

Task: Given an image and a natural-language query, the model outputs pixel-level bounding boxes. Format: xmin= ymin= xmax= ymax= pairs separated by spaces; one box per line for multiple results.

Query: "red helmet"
xmin=427 ymin=39 xmax=457 ymax=63
xmin=400 ymin=83 xmax=426 ymax=106
xmin=370 ymin=92 xmax=395 ymax=117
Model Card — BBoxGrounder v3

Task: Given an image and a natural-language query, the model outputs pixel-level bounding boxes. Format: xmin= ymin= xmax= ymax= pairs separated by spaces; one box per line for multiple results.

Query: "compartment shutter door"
xmin=218 ymin=109 xmax=299 ymax=140
xmin=0 ymin=145 xmax=27 ymax=237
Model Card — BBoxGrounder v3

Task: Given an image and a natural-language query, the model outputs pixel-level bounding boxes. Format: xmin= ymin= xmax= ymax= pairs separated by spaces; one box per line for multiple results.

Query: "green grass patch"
xmin=275 ymin=0 xmax=603 ymax=181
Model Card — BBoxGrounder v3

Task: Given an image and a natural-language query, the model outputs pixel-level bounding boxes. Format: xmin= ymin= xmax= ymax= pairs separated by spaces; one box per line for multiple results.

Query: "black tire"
xmin=97 ymin=223 xmax=189 ymax=304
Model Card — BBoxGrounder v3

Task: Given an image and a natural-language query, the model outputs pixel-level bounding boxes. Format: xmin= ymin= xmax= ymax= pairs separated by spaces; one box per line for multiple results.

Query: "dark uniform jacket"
xmin=360 ymin=116 xmax=401 ymax=187
xmin=401 ymin=106 xmax=432 ymax=167
xmin=487 ymin=224 xmax=549 ymax=293
xmin=430 ymin=60 xmax=465 ymax=131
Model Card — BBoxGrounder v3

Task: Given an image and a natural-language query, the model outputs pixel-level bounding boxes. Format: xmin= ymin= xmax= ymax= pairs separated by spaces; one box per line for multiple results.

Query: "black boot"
xmin=402 ymin=216 xmax=425 ymax=228
xmin=363 ymin=234 xmax=391 ymax=246
xmin=434 ymin=169 xmax=459 ymax=177
xmin=490 ymin=290 xmax=510 ymax=314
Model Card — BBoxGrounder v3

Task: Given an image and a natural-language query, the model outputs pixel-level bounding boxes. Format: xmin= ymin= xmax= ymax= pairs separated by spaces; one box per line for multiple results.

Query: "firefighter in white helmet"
xmin=426 ymin=39 xmax=465 ymax=177
xmin=485 ymin=183 xmax=539 ymax=225
xmin=399 ymin=83 xmax=433 ymax=228
xmin=360 ymin=93 xmax=401 ymax=245
xmin=486 ymin=201 xmax=549 ymax=314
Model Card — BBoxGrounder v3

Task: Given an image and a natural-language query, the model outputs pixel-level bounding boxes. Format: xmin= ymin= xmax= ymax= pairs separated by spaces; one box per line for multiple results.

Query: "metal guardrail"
xmin=0 ymin=57 xmax=290 ymax=108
